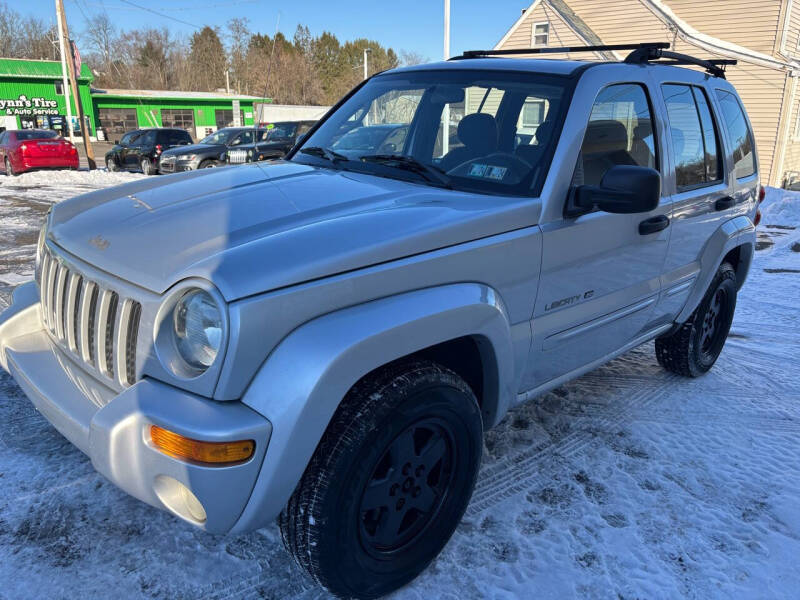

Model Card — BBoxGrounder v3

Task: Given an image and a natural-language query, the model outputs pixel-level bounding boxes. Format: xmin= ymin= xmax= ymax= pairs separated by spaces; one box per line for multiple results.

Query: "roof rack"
xmin=624 ymin=46 xmax=736 ymax=78
xmin=450 ymin=41 xmax=736 ymax=79
xmin=451 ymin=42 xmax=669 ymax=60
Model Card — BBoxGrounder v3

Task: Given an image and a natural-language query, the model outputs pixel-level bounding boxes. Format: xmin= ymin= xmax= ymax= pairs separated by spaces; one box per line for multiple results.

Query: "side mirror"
xmin=567 ymin=165 xmax=661 ymax=217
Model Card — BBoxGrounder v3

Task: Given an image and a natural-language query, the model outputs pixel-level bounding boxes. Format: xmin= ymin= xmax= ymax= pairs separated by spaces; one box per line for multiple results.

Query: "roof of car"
xmin=388 ymin=58 xmax=593 ymax=76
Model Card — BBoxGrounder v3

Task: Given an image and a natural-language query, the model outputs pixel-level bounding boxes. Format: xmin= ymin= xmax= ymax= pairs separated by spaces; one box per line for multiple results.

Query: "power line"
xmin=117 ymin=0 xmax=202 ymax=29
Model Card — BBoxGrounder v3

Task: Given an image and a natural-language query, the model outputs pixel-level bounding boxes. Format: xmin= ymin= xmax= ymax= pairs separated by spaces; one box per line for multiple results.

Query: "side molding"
xmin=676 ymin=215 xmax=755 ymax=324
xmin=232 ymin=283 xmax=514 ymax=532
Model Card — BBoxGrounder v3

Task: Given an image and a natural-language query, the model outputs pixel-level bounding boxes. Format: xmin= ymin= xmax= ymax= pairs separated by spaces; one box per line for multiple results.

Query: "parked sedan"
xmin=159 ymin=127 xmax=265 ymax=173
xmin=0 ymin=129 xmax=79 ymax=176
xmin=105 ymin=128 xmax=193 ymax=175
xmin=226 ymin=121 xmax=316 ymax=165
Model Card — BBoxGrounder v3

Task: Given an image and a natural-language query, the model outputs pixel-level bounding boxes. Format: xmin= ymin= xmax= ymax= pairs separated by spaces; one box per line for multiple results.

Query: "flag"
xmin=70 ymin=40 xmax=81 ymax=75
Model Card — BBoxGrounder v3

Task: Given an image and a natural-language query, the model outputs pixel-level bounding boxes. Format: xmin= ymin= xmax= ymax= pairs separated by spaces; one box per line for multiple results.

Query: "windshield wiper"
xmin=359 ymin=154 xmax=453 ymax=188
xmin=299 ymin=146 xmax=348 ymax=164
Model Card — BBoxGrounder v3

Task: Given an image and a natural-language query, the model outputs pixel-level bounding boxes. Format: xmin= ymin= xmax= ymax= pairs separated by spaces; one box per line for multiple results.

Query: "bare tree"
xmin=401 ymin=50 xmax=428 ymax=66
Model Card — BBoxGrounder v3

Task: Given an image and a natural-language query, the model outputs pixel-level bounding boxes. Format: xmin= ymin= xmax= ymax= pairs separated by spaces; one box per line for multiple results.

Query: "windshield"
xmin=17 ymin=130 xmax=61 ymax=141
xmin=291 ymin=69 xmax=570 ymax=196
xmin=200 ymin=129 xmax=238 ymax=145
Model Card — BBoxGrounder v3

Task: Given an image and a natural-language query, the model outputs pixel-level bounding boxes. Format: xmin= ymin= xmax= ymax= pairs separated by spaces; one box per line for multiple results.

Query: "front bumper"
xmin=158 ymin=157 xmax=197 ymax=173
xmin=0 ymin=282 xmax=272 ymax=533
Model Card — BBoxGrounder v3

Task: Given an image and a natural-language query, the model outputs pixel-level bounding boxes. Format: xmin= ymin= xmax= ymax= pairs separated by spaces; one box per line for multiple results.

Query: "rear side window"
xmin=716 ymin=89 xmax=756 ymax=179
xmin=662 ymin=84 xmax=722 ymax=189
xmin=572 ymin=83 xmax=657 ymax=187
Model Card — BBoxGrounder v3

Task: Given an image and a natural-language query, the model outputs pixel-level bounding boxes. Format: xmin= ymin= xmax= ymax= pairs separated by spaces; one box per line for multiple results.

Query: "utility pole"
xmin=363 ymin=47 xmax=372 ymax=80
xmin=54 ymin=0 xmax=74 ymax=143
xmin=225 ymin=68 xmax=231 ymax=94
xmin=55 ymin=0 xmax=95 ymax=169
xmin=442 ymin=0 xmax=451 ymax=155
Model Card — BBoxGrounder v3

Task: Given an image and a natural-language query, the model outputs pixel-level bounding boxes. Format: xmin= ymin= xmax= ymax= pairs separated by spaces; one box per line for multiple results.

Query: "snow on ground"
xmin=0 ymin=172 xmax=799 ymax=599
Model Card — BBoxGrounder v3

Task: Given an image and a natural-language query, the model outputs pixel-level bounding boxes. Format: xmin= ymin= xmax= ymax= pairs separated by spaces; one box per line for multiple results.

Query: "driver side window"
xmin=572 ymin=83 xmax=657 ymax=187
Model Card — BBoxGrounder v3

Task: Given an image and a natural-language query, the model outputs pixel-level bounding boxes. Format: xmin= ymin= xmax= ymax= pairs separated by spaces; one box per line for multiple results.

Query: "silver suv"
xmin=0 ymin=43 xmax=761 ymax=599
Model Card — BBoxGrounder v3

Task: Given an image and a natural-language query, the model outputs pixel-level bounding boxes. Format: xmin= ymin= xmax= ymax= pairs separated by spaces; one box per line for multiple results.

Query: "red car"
xmin=0 ymin=129 xmax=79 ymax=176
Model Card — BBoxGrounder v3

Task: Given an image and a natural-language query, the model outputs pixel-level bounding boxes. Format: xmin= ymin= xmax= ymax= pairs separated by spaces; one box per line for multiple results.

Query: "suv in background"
xmin=1 ymin=43 xmax=761 ymax=599
xmin=226 ymin=120 xmax=317 ymax=165
xmin=159 ymin=127 xmax=265 ymax=173
xmin=105 ymin=128 xmax=193 ymax=175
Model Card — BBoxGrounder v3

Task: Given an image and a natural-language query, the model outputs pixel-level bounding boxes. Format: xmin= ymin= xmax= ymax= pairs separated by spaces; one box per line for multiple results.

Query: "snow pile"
xmin=761 ymin=187 xmax=800 ymax=224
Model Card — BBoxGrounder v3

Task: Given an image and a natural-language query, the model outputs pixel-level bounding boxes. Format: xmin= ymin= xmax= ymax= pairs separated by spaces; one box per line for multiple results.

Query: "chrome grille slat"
xmin=44 ymin=257 xmax=58 ymax=332
xmin=79 ymin=281 xmax=97 ymax=364
xmin=39 ymin=253 xmax=51 ymax=329
xmin=53 ymin=264 xmax=68 ymax=339
xmin=96 ymin=289 xmax=113 ymax=378
xmin=115 ymin=300 xmax=133 ymax=388
xmin=64 ymin=272 xmax=80 ymax=350
xmin=39 ymin=247 xmax=142 ymax=390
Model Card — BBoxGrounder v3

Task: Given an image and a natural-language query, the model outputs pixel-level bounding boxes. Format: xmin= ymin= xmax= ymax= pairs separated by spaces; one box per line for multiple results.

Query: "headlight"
xmin=247 ymin=150 xmax=253 ymax=157
xmin=178 ymin=154 xmax=196 ymax=161
xmin=172 ymin=289 xmax=223 ymax=371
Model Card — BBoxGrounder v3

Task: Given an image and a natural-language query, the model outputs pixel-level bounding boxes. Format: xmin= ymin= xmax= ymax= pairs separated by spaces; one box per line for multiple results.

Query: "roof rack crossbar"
xmin=451 ymin=42 xmax=669 ymax=60
xmin=625 ymin=47 xmax=736 ymax=78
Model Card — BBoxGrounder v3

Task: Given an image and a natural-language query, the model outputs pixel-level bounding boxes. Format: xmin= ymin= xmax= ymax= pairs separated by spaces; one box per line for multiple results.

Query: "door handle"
xmin=639 ymin=214 xmax=670 ymax=235
xmin=715 ymin=196 xmax=735 ymax=211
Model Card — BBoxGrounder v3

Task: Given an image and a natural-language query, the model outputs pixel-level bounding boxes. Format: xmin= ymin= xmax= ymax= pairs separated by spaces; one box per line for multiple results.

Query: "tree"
xmin=226 ymin=18 xmax=250 ymax=94
xmin=188 ymin=26 xmax=226 ymax=91
xmin=401 ymin=50 xmax=428 ymax=66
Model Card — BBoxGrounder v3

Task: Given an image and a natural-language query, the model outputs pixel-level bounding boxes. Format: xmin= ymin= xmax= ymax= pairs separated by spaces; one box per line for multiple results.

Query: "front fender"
xmin=676 ymin=215 xmax=755 ymax=324
xmin=231 ymin=282 xmax=514 ymax=532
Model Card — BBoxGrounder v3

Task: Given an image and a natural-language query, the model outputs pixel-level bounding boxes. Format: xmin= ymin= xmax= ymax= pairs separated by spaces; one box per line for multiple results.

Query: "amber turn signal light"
xmin=150 ymin=425 xmax=255 ymax=465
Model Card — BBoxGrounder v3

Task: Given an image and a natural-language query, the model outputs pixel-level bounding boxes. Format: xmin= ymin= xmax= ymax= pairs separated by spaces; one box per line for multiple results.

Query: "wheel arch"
xmin=231 ymin=283 xmax=515 ymax=533
xmin=676 ymin=215 xmax=755 ymax=324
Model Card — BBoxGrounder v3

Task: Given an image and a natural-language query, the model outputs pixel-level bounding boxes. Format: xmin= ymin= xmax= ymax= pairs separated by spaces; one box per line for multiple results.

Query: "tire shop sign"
xmin=0 ymin=95 xmax=59 ymax=116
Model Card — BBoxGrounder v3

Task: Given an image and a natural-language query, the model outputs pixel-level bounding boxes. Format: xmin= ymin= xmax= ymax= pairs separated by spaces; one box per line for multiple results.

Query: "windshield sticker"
xmin=487 ymin=166 xmax=507 ymax=180
xmin=469 ymin=163 xmax=488 ymax=177
xmin=468 ymin=163 xmax=508 ymax=180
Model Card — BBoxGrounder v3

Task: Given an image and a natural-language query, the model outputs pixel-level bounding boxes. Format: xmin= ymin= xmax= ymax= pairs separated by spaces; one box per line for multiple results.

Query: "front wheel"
xmin=106 ymin=158 xmax=119 ymax=172
xmin=655 ymin=262 xmax=737 ymax=377
xmin=280 ymin=360 xmax=483 ymax=599
xmin=199 ymin=159 xmax=219 ymax=169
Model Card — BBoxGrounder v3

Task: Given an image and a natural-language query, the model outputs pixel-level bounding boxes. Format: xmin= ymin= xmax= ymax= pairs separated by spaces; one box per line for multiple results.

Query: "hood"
xmin=48 ymin=161 xmax=541 ymax=301
xmin=161 ymin=143 xmax=223 ymax=156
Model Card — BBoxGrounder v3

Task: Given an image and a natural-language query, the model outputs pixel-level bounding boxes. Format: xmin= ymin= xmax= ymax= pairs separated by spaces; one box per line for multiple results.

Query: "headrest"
xmin=534 ymin=120 xmax=555 ymax=146
xmin=582 ymin=119 xmax=629 ymax=155
xmin=457 ymin=113 xmax=498 ymax=151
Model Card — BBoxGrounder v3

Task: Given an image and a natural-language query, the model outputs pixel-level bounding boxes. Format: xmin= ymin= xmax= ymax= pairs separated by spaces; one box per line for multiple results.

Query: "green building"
xmin=0 ymin=57 xmax=271 ymax=142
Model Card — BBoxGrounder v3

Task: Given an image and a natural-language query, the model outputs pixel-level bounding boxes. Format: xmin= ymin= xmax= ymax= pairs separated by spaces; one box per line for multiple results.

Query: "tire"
xmin=5 ymin=157 xmax=18 ymax=176
xmin=655 ymin=262 xmax=737 ymax=377
xmin=106 ymin=158 xmax=119 ymax=172
xmin=280 ymin=360 xmax=483 ymax=599
xmin=140 ymin=157 xmax=154 ymax=175
xmin=199 ymin=160 xmax=218 ymax=169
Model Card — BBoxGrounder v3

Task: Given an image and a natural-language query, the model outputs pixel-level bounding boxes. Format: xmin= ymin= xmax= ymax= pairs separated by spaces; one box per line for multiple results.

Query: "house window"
xmin=55 ymin=81 xmax=63 ymax=95
xmin=532 ymin=22 xmax=549 ymax=46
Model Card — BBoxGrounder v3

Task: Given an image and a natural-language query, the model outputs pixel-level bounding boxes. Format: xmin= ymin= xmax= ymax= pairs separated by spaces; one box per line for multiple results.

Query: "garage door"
xmin=161 ymin=109 xmax=195 ymax=132
xmin=98 ymin=108 xmax=138 ymax=135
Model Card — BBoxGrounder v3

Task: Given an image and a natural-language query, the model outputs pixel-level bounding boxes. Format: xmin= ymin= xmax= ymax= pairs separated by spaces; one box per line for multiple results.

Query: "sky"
xmin=19 ymin=0 xmax=532 ymax=62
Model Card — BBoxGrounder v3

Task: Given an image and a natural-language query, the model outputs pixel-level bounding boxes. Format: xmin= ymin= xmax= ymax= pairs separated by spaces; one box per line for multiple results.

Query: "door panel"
xmin=523 ymin=82 xmax=669 ymax=389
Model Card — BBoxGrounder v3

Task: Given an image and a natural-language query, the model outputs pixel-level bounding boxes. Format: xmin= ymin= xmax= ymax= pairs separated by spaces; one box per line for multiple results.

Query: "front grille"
xmin=159 ymin=156 xmax=176 ymax=172
xmin=228 ymin=149 xmax=248 ymax=164
xmin=38 ymin=248 xmax=142 ymax=389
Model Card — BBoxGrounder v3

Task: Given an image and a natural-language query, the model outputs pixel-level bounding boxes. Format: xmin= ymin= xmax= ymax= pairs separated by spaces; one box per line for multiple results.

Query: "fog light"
xmin=150 ymin=425 xmax=254 ymax=465
xmin=153 ymin=475 xmax=207 ymax=523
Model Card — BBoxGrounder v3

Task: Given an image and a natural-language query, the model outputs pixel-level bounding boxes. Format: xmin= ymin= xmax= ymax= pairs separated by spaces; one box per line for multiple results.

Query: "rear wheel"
xmin=140 ymin=157 xmax=155 ymax=175
xmin=655 ymin=262 xmax=737 ymax=377
xmin=280 ymin=360 xmax=483 ymax=599
xmin=5 ymin=156 xmax=18 ymax=176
